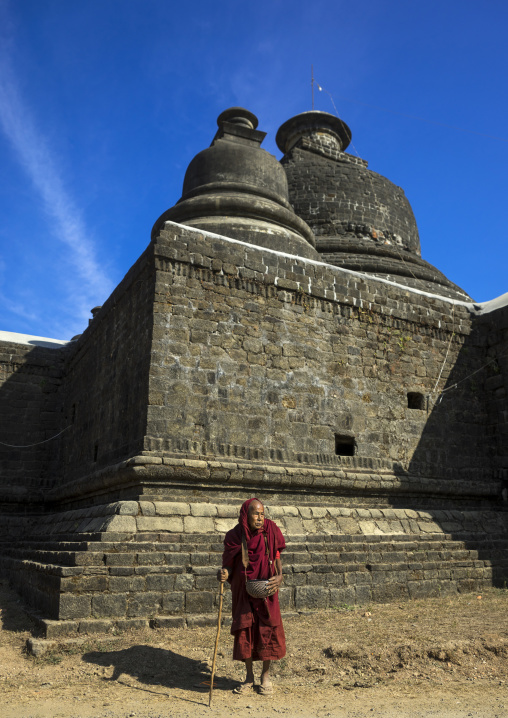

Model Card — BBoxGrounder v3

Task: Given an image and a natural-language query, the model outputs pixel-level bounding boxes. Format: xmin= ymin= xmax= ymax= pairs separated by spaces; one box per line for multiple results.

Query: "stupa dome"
xmin=152 ymin=108 xmax=318 ymax=260
xmin=278 ymin=111 xmax=470 ymax=300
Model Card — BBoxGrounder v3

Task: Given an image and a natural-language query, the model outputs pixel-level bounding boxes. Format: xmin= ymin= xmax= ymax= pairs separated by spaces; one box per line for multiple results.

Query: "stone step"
xmin=2 ymin=551 xmax=492 ymax=591
xmin=8 ymin=529 xmax=508 ymax=549
xmin=6 ymin=561 xmax=496 ymax=631
xmin=3 ymin=533 xmax=508 ymax=574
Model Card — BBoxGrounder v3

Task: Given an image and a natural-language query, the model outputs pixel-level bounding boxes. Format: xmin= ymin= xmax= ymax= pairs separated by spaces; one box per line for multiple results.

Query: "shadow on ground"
xmin=82 ymin=644 xmax=237 ymax=695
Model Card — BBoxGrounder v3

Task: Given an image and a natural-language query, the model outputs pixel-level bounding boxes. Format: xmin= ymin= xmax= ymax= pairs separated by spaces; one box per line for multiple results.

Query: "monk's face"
xmin=247 ymin=501 xmax=265 ymax=531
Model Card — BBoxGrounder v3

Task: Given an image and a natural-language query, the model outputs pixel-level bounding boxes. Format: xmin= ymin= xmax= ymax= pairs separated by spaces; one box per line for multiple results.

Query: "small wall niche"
xmin=407 ymin=392 xmax=425 ymax=410
xmin=335 ymin=433 xmax=356 ymax=456
xmin=93 ymin=444 xmax=99 ymax=462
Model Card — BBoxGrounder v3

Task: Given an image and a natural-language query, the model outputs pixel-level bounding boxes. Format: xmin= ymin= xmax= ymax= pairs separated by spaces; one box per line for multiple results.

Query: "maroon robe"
xmin=222 ymin=498 xmax=286 ymax=661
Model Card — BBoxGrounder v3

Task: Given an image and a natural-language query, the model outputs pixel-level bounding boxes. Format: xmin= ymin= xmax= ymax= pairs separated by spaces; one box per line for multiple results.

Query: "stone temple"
xmin=1 ymin=107 xmax=507 ymax=637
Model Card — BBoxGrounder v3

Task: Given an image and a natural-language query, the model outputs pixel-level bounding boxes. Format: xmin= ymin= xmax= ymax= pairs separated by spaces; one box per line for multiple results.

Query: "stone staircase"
xmin=2 ymin=530 xmax=506 ymax=637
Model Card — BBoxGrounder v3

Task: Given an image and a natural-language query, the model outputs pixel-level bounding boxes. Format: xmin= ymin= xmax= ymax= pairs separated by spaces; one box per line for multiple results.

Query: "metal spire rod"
xmin=311 ymin=65 xmax=314 ymax=110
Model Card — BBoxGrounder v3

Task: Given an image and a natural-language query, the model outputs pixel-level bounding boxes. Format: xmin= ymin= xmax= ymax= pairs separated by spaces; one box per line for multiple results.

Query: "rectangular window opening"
xmin=407 ymin=392 xmax=425 ymax=410
xmin=335 ymin=434 xmax=356 ymax=456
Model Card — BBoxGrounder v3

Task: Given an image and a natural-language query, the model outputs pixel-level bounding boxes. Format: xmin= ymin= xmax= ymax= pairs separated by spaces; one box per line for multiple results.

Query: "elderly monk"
xmin=217 ymin=498 xmax=285 ymax=695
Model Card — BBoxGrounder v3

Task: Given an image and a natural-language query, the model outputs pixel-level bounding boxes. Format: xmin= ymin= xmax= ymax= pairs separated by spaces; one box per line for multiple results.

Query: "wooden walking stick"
xmin=209 ymin=580 xmax=224 ymax=707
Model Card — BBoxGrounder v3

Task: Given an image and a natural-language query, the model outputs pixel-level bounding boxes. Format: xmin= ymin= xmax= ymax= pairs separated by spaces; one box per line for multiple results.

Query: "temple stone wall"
xmin=0 ymin=341 xmax=65 ymax=503
xmin=145 ymin=224 xmax=493 ymax=495
xmin=57 ymin=247 xmax=156 ymax=487
xmin=1 ymin=223 xmax=506 ymax=634
xmin=1 ymin=104 xmax=507 ymax=633
xmin=482 ymin=302 xmax=508 ymax=487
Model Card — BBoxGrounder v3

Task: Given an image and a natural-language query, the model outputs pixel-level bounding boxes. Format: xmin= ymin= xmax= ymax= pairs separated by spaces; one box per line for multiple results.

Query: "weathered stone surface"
xmin=295 ymin=586 xmax=329 ymax=610
xmin=184 ymin=516 xmax=214 ymax=533
xmin=139 ymin=502 xmax=155 ymax=517
xmin=185 ymin=591 xmax=214 ymax=614
xmin=1 ymin=107 xmax=507 ymax=632
xmin=127 ymin=592 xmax=161 ymax=618
xmin=116 ymin=501 xmax=139 ymax=516
xmin=92 ymin=594 xmax=127 ymax=618
xmin=59 ymin=595 xmax=92 ymax=620
xmin=109 ymin=576 xmax=145 ymax=592
xmin=136 ymin=517 xmax=184 ymax=532
xmin=155 ymin=502 xmax=190 ymax=516
xmin=215 ymin=518 xmax=237 ymax=533
xmin=190 ymin=503 xmax=217 ymax=517
xmin=102 ymin=515 xmax=137 ymax=533
xmin=78 ymin=619 xmax=113 ymax=634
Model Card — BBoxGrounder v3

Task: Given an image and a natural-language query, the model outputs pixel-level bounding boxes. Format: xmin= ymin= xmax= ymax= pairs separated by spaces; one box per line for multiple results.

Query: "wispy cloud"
xmin=0 ymin=2 xmax=113 ymax=337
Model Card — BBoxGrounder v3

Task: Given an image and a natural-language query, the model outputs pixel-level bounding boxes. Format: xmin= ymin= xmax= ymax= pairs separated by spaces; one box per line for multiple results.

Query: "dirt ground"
xmin=1 ymin=580 xmax=507 ymax=718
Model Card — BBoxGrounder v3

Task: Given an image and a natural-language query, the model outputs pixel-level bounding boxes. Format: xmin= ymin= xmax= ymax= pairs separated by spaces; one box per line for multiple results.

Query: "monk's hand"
xmin=217 ymin=568 xmax=229 ymax=582
xmin=266 ymin=573 xmax=283 ymax=595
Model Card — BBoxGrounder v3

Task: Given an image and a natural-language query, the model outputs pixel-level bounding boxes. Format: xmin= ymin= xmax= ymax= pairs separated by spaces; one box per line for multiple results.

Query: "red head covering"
xmin=239 ymin=497 xmax=265 ymax=541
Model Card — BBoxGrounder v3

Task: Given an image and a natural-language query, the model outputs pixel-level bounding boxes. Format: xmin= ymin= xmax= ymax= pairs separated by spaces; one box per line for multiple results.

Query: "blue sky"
xmin=0 ymin=0 xmax=507 ymax=340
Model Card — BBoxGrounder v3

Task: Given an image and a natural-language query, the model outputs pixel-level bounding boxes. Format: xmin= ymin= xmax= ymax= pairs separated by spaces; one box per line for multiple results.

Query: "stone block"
xmin=184 ymin=516 xmax=214 ymax=533
xmin=155 ymin=502 xmax=190 ymax=516
xmin=186 ymin=591 xmax=214 ymax=613
xmin=115 ymin=618 xmax=150 ymax=631
xmin=294 ymin=586 xmax=329 ymax=611
xmin=116 ymin=501 xmax=139 ymax=516
xmin=192 ymin=566 xmax=216 ymax=576
xmin=318 ymin=520 xmax=339 ymax=535
xmin=264 ymin=505 xmax=284 ymax=518
xmin=161 ymin=592 xmax=185 ymax=614
xmin=136 ymin=516 xmax=184 ymax=532
xmin=278 ymin=587 xmax=293 ymax=611
xmin=187 ymin=615 xmax=216 ymax=628
xmin=359 ymin=521 xmax=382 ymax=535
xmin=408 ymin=580 xmax=440 ymax=599
xmin=92 ymin=594 xmax=128 ymax=618
xmin=141 ymin=552 xmax=165 ymax=565
xmin=190 ymin=503 xmax=217 ymax=516
xmin=293 ymin=564 xmax=313 ymax=573
xmin=195 ymin=575 xmax=218 ymax=590
xmin=102 ymin=515 xmax=137 ymax=533
xmin=371 ymin=583 xmax=409 ymax=603
xmin=105 ymin=553 xmax=135 ymax=567
xmin=283 ymin=517 xmax=305 ymax=534
xmin=53 ymin=594 xmax=88 ymax=625
xmin=145 ymin=574 xmax=176 ymax=591
xmin=215 ymin=518 xmax=237 ymax=533
xmin=280 ymin=505 xmax=299 ymax=517
xmin=329 ymin=587 xmax=356 ymax=607
xmin=216 ymin=504 xmax=239 ymax=518
xmin=78 ymin=620 xmax=114 ymax=634
xmin=164 ymin=553 xmax=189 ymax=566
xmin=151 ymin=616 xmax=186 ymax=629
xmin=109 ymin=576 xmax=145 ymax=592
xmin=355 ymin=584 xmax=372 ymax=604
xmin=174 ymin=574 xmax=195 ymax=591
xmin=337 ymin=518 xmax=361 ymax=534
xmin=139 ymin=501 xmax=155 ymax=516
xmin=190 ymin=552 xmax=210 ymax=566
xmin=183 ymin=459 xmax=208 ymax=469
xmin=67 ymin=576 xmax=108 ymax=593
xmin=42 ymin=620 xmax=78 ymax=639
xmin=127 ymin=592 xmax=162 ymax=617
xmin=109 ymin=567 xmax=134 ymax=576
